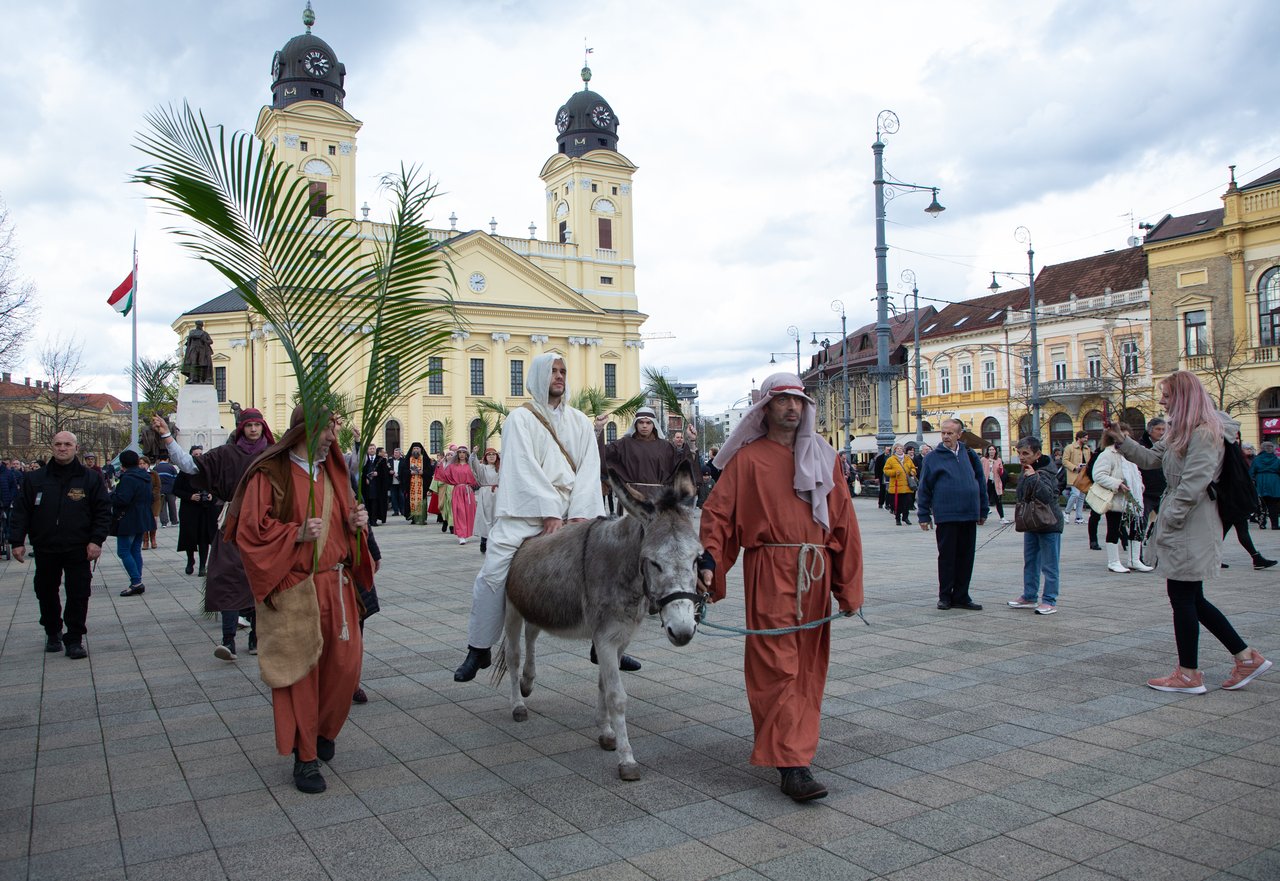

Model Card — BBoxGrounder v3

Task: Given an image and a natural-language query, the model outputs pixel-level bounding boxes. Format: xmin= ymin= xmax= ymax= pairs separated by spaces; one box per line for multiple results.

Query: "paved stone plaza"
xmin=1 ymin=499 xmax=1278 ymax=881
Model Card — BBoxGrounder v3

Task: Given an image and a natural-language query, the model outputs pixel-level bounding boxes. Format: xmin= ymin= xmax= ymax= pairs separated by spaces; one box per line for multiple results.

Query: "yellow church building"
xmin=174 ymin=9 xmax=647 ymax=452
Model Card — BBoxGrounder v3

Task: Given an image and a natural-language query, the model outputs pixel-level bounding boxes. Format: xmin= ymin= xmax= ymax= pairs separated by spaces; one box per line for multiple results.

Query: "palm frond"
xmin=353 ymin=165 xmax=459 ymax=501
xmin=133 ymin=102 xmax=371 ymax=466
xmin=643 ymin=368 xmax=686 ymax=425
xmin=607 ymin=391 xmax=648 ymax=423
xmin=475 ymin=399 xmax=510 ymax=440
xmin=571 ymin=387 xmax=611 ymax=418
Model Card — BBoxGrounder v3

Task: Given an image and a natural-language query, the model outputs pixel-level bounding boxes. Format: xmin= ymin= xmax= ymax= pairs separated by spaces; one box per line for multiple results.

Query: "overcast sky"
xmin=2 ymin=0 xmax=1277 ymax=412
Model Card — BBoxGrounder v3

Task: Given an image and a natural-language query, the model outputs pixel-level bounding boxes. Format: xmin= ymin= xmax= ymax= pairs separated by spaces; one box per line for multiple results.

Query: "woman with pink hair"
xmin=1107 ymin=370 xmax=1271 ymax=694
xmin=437 ymin=447 xmax=479 ymax=544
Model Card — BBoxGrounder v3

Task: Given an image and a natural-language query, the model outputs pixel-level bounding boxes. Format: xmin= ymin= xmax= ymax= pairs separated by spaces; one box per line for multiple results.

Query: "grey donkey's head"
xmin=609 ymin=460 xmax=702 ymax=646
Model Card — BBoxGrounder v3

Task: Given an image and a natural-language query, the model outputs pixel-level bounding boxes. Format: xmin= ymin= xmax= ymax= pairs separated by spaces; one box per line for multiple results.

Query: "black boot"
xmin=453 ymin=646 xmax=491 ymax=681
xmin=590 ymin=643 xmax=642 ymax=672
xmin=779 ymin=766 xmax=828 ymax=801
xmin=479 ymin=537 xmax=487 ymax=553
xmin=316 ymin=736 xmax=335 ymax=762
xmin=45 ymin=632 xmax=63 ymax=653
xmin=185 ymin=556 xmax=195 ymax=575
xmin=441 ymin=520 xmax=448 ymax=533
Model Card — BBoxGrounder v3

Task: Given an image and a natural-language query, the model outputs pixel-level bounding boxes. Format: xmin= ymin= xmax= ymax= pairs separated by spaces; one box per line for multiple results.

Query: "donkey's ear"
xmin=669 ymin=458 xmax=697 ymax=503
xmin=609 ymin=468 xmax=655 ymax=519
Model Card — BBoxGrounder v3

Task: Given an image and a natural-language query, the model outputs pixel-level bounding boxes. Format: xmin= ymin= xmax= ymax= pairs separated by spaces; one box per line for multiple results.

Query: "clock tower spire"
xmin=255 ymin=4 xmax=362 ymax=218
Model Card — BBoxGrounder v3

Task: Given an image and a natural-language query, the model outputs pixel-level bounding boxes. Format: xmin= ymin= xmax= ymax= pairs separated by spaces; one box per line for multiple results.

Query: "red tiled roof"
xmin=918 ymin=246 xmax=1147 ymax=342
xmin=0 ymin=381 xmax=130 ymax=414
xmin=805 ymin=307 xmax=937 ymax=375
xmin=1143 ymin=209 xmax=1224 ymax=243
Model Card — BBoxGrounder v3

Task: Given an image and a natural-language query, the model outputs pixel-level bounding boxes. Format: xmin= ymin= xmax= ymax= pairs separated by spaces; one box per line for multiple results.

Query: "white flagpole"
xmin=130 ymin=234 xmax=139 ymax=448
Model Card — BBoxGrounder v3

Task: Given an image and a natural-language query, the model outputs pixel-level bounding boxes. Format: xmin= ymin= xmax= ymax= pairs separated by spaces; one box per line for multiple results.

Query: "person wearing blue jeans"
xmin=109 ymin=450 xmax=156 ymax=596
xmin=1009 ymin=436 xmax=1064 ymax=615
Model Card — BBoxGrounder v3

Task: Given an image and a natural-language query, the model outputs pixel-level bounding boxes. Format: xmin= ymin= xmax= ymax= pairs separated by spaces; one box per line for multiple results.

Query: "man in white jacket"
xmin=453 ymin=353 xmax=606 ymax=681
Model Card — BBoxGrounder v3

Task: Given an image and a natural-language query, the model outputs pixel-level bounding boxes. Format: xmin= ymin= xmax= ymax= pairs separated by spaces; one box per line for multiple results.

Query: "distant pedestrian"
xmin=437 ymin=446 xmax=479 ymax=545
xmin=110 ymin=450 xmax=156 ymax=597
xmin=1062 ymin=431 xmax=1092 ymax=524
xmin=982 ymin=445 xmax=1009 ymax=524
xmin=1091 ymin=429 xmax=1154 ymax=574
xmin=873 ymin=446 xmax=889 ymax=510
xmin=917 ymin=419 xmax=987 ymax=611
xmin=1109 ymin=370 xmax=1272 ymax=693
xmin=473 ymin=448 xmax=500 ymax=553
xmin=9 ymin=431 xmax=111 ymax=658
xmin=882 ymin=443 xmax=916 ymax=526
xmin=174 ymin=446 xmax=221 ymax=576
xmin=1252 ymin=441 xmax=1280 ymax=530
xmin=1008 ymin=436 xmax=1063 ymax=615
xmin=154 ymin=451 xmax=179 ymax=528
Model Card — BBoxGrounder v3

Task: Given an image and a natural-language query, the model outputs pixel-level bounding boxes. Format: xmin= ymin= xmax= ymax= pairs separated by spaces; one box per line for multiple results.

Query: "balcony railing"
xmin=1252 ymin=346 xmax=1280 ymax=364
xmin=1183 ymin=353 xmax=1214 ymax=371
xmin=1039 ymin=378 xmax=1113 ymax=397
xmin=1005 ymin=285 xmax=1149 ymax=324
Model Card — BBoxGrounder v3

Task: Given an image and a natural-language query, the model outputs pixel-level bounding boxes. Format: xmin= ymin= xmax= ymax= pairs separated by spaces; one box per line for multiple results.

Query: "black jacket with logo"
xmin=10 ymin=458 xmax=112 ymax=554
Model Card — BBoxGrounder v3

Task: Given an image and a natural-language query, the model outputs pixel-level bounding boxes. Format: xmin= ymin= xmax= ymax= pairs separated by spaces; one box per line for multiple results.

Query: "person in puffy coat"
xmin=1091 ymin=430 xmax=1154 ymax=574
xmin=110 ymin=450 xmax=157 ymax=596
xmin=1110 ymin=370 xmax=1272 ymax=694
xmin=882 ymin=443 xmax=917 ymax=526
xmin=1251 ymin=441 xmax=1280 ymax=530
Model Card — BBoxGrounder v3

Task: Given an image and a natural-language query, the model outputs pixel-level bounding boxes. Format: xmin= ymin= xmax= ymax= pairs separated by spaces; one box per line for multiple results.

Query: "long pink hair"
xmin=1161 ymin=370 xmax=1223 ymax=455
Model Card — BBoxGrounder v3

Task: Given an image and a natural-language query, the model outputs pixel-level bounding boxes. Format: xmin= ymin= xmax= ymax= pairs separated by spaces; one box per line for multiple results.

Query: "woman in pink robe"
xmin=438 ymin=447 xmax=479 ymax=543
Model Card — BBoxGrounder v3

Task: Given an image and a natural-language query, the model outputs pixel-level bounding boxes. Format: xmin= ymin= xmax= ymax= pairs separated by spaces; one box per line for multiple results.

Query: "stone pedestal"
xmin=175 ymin=384 xmax=228 ymax=450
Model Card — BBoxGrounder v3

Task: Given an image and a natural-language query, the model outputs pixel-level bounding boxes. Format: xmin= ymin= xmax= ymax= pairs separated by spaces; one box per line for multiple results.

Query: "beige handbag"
xmin=255 ymin=474 xmax=334 ymax=689
xmin=1085 ymin=482 xmax=1115 ymax=515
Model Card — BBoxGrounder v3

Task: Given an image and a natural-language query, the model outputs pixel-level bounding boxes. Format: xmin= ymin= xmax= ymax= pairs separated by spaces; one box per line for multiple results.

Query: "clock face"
xmin=271 ymin=51 xmax=283 ymax=80
xmin=590 ymin=104 xmax=613 ymax=128
xmin=556 ymin=108 xmax=571 ymax=133
xmin=468 ymin=272 xmax=487 ymax=293
xmin=303 ymin=49 xmax=330 ymax=76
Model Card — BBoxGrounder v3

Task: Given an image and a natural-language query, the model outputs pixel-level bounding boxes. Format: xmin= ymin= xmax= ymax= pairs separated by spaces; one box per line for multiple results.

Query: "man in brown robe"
xmin=699 ymin=373 xmax=863 ymax=802
xmin=225 ymin=406 xmax=372 ymax=794
xmin=596 ymin=407 xmax=698 ymax=501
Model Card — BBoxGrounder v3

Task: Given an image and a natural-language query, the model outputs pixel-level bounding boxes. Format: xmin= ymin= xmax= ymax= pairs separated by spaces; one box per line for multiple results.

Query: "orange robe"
xmin=236 ymin=465 xmax=369 ymax=761
xmin=699 ymin=438 xmax=863 ymax=767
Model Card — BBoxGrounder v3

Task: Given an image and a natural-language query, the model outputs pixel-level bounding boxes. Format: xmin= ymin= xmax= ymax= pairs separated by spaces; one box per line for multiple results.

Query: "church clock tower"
xmin=254 ymin=3 xmax=362 ymax=218
xmin=539 ymin=64 xmax=638 ymax=312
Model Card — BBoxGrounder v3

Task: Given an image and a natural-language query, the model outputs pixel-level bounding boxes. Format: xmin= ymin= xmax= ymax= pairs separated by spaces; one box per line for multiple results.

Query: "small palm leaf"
xmin=607 ymin=391 xmax=648 ymax=424
xmin=643 ymin=368 xmax=686 ymax=426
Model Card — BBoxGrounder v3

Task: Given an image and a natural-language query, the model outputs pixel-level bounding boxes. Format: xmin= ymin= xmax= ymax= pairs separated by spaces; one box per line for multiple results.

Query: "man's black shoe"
xmin=1089 ymin=541 xmax=1102 ymax=551
xmin=453 ymin=646 xmax=491 ymax=681
xmin=590 ymin=644 xmax=642 ymax=672
xmin=64 ymin=643 xmax=87 ymax=660
xmin=45 ymin=632 xmax=63 ymax=653
xmin=954 ymin=601 xmax=983 ymax=611
xmin=185 ymin=562 xmax=195 ymax=575
xmin=1253 ymin=556 xmax=1278 ymax=570
xmin=779 ymin=767 xmax=828 ymax=801
xmin=316 ymin=736 xmax=335 ymax=762
xmin=293 ymin=758 xmax=327 ymax=794
xmin=937 ymin=600 xmax=952 ymax=610
xmin=119 ymin=584 xmax=145 ymax=597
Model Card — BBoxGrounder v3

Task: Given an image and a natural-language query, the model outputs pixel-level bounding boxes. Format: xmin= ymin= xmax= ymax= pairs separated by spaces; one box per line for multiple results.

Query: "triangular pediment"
xmin=442 ymin=232 xmax=607 ymax=315
xmin=599 ymin=350 xmax=621 ymax=360
xmin=507 ymin=345 xmax=529 ymax=355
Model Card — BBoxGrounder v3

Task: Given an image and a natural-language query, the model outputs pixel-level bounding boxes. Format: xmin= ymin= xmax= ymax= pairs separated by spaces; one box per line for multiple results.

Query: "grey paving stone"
xmin=755 ymin=845 xmax=874 ymax=881
xmin=432 ymin=850 xmax=540 ymax=881
xmin=888 ymin=807 xmax=1001 ymax=853
xmin=217 ymin=832 xmax=329 ymax=881
xmin=952 ymin=835 xmax=1074 ymax=881
xmin=403 ymin=821 xmax=504 ymax=868
xmin=882 ymin=853 xmax=1000 ymax=881
xmin=512 ymin=831 xmax=617 ymax=876
xmin=26 ymin=840 xmax=124 ymax=881
xmin=626 ymin=838 xmax=746 ymax=881
xmin=1006 ymin=816 xmax=1127 ymax=862
xmin=1084 ymin=842 xmax=1219 ymax=881
xmin=123 ymin=849 xmax=226 ymax=881
xmin=827 ymin=825 xmax=940 ymax=875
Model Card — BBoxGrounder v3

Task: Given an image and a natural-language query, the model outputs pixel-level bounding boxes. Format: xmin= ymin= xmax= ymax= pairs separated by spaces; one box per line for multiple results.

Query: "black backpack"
xmin=1210 ymin=439 xmax=1259 ymax=527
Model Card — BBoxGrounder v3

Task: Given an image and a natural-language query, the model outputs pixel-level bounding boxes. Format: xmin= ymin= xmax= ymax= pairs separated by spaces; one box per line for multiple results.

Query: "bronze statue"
xmin=181 ymin=320 xmax=214 ymax=384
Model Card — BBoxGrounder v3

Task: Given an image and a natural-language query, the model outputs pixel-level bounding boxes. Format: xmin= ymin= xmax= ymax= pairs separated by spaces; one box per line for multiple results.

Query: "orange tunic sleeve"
xmin=698 ymin=452 xmax=743 ymax=603
xmin=825 ymin=457 xmax=864 ymax=613
xmin=236 ymin=471 xmax=317 ymax=603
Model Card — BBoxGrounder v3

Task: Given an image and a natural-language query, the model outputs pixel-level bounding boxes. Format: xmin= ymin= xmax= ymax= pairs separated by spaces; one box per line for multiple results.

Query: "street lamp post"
xmin=787 ymin=325 xmax=801 ymax=376
xmin=900 ymin=269 xmax=925 ymax=445
xmin=873 ymin=109 xmax=945 ymax=452
xmin=833 ymin=300 xmax=850 ymax=454
xmin=988 ymin=226 xmax=1041 ymax=439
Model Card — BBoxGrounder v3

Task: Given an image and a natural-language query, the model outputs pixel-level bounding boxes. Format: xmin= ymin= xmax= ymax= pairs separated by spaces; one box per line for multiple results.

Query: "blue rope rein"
xmin=695 ymin=593 xmax=869 ymax=637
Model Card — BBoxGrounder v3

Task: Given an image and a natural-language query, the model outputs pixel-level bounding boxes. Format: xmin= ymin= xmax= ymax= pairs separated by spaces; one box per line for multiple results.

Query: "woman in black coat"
xmin=174 ymin=446 xmax=222 ymax=576
xmin=110 ymin=450 xmax=156 ymax=596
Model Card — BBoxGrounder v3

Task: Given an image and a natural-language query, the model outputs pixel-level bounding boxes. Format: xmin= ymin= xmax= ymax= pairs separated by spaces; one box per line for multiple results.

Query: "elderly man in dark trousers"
xmin=9 ymin=431 xmax=112 ymax=659
xmin=916 ymin=418 xmax=988 ymax=610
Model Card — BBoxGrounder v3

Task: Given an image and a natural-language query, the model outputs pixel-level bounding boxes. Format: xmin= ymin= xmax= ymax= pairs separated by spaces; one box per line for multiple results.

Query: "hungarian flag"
xmin=108 ymin=248 xmax=137 ymax=317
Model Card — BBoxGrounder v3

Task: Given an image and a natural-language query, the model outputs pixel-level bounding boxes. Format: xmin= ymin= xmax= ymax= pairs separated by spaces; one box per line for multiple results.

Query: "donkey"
xmin=494 ymin=460 xmax=702 ymax=780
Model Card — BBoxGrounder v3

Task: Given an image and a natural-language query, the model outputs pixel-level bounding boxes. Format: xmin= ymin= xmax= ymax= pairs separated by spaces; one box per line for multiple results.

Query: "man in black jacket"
xmin=10 ymin=431 xmax=111 ymax=659
xmin=361 ymin=445 xmax=392 ymax=525
xmin=873 ymin=447 xmax=889 ymax=509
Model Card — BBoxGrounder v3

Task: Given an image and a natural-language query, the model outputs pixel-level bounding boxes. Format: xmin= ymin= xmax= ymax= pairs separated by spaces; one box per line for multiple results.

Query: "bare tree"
xmin=0 ymin=196 xmax=38 ymax=368
xmin=35 ymin=335 xmax=87 ymax=445
xmin=1199 ymin=334 xmax=1258 ymax=415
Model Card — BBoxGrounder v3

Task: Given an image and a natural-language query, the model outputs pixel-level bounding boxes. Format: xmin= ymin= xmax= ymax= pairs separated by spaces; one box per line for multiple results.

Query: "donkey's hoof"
xmin=520 ymin=681 xmax=533 ymax=698
xmin=598 ymin=734 xmax=617 ymax=751
xmin=618 ymin=762 xmax=641 ymax=781
xmin=512 ymin=706 xmax=528 ymax=722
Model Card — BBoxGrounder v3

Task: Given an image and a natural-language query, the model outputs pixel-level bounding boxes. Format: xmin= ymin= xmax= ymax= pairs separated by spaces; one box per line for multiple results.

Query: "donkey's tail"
xmin=489 ymin=642 xmax=509 ymax=687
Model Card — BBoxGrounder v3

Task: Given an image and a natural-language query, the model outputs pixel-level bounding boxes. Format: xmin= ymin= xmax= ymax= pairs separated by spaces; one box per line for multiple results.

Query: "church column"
xmin=624 ymin=339 xmax=644 ymax=400
xmin=490 ymin=332 xmax=510 ymax=402
xmin=449 ymin=331 xmax=470 ymax=446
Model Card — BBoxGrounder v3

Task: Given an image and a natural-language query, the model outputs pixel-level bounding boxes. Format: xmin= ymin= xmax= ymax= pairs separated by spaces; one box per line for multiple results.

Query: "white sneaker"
xmin=458 ymin=538 xmax=467 ymax=545
xmin=1035 ymin=603 xmax=1057 ymax=615
xmin=1000 ymin=518 xmax=1012 ymax=525
xmin=237 ymin=616 xmax=251 ymax=629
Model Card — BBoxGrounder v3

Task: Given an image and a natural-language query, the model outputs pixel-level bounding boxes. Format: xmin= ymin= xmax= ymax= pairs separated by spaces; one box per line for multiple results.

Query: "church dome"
xmin=554 ymin=65 xmax=619 ymax=157
xmin=270 ymin=3 xmax=347 ymax=110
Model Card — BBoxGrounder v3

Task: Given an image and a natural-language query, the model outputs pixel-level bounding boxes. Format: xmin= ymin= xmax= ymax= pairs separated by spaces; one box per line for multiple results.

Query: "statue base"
xmin=174 ymin=384 xmax=228 ymax=451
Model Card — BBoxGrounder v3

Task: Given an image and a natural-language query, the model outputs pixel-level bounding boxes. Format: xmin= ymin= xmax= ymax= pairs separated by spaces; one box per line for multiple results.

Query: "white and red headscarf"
xmin=713 ymin=372 xmax=838 ymax=529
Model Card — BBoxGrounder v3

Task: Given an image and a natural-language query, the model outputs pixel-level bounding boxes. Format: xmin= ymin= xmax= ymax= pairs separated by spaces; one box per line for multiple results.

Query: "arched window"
xmin=1259 ymin=386 xmax=1280 ymax=441
xmin=1122 ymin=408 xmax=1145 ymax=436
xmin=1082 ymin=410 xmax=1103 ymax=445
xmin=981 ymin=417 xmax=1001 ymax=448
xmin=429 ymin=421 xmax=444 ymax=453
xmin=606 ymin=422 xmax=618 ymax=442
xmin=1259 ymin=267 xmax=1280 ymax=347
xmin=384 ymin=420 xmax=401 ymax=454
xmin=1049 ymin=413 xmax=1073 ymax=452
xmin=470 ymin=418 xmax=485 ymax=452
xmin=921 ymin=420 xmax=934 ymax=432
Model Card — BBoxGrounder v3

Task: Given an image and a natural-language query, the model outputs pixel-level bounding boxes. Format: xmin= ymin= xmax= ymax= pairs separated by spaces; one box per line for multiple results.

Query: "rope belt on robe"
xmin=333 ymin=562 xmax=350 ymax=641
xmin=762 ymin=542 xmax=826 ymax=622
